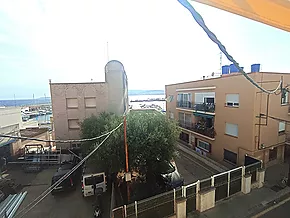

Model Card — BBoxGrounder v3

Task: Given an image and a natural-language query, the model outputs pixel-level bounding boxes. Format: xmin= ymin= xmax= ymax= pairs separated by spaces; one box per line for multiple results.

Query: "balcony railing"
xmin=179 ymin=121 xmax=215 ymax=138
xmin=176 ymin=101 xmax=215 ymax=113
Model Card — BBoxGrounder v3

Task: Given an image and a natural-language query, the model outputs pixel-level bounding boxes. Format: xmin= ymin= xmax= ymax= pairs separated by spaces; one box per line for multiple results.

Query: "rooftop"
xmin=20 ymin=128 xmax=49 ymax=140
xmin=165 ymin=72 xmax=290 ymax=87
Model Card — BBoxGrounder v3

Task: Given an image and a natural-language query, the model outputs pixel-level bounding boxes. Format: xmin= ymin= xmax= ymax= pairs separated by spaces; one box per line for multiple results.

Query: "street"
xmin=259 ymin=197 xmax=290 ymax=218
xmin=7 ymin=167 xmax=111 ymax=218
xmin=175 ymin=148 xmax=219 ymax=185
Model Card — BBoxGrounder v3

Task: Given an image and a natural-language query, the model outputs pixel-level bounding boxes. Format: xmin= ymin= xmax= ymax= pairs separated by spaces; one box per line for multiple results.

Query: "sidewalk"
xmin=187 ymin=162 xmax=290 ymax=218
xmin=188 ymin=186 xmax=290 ymax=218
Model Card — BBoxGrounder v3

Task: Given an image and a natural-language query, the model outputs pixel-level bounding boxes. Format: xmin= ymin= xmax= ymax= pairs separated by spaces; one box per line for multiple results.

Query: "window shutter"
xmin=225 ymin=123 xmax=238 ymax=137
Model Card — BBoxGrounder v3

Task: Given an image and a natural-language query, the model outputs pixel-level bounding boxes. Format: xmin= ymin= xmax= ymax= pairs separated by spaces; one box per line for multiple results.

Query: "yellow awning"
xmin=192 ymin=0 xmax=290 ymax=32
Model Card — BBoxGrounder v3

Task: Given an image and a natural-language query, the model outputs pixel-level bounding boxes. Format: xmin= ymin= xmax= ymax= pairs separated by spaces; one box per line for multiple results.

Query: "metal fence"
xmin=113 ymin=161 xmax=262 ymax=218
xmin=121 ymin=189 xmax=176 ymax=218
xmin=245 ymin=161 xmax=261 ymax=184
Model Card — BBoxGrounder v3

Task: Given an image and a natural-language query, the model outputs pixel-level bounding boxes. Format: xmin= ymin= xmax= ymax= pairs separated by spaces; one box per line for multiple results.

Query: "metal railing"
xmin=179 ymin=121 xmax=215 ymax=138
xmin=176 ymin=101 xmax=215 ymax=113
xmin=113 ymin=161 xmax=262 ymax=218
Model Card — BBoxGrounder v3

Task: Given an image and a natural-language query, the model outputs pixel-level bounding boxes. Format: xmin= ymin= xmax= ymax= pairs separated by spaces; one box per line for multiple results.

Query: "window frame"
xmin=68 ymin=119 xmax=80 ymax=130
xmin=84 ymin=97 xmax=97 ymax=108
xmin=197 ymin=139 xmax=211 ymax=153
xmin=223 ymin=149 xmax=237 ymax=165
xmin=66 ymin=98 xmax=78 ymax=109
xmin=281 ymin=89 xmax=289 ymax=105
xmin=225 ymin=94 xmax=240 ymax=107
xmin=278 ymin=121 xmax=286 ymax=135
xmin=225 ymin=123 xmax=239 ymax=137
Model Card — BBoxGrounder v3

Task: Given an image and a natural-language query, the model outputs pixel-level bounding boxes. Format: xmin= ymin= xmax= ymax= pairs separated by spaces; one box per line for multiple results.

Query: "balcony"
xmin=176 ymin=101 xmax=215 ymax=113
xmin=179 ymin=121 xmax=215 ymax=139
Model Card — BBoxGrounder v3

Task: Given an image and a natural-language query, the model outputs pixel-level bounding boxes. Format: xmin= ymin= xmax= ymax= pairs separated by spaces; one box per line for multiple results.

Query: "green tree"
xmin=80 ymin=111 xmax=180 ymax=175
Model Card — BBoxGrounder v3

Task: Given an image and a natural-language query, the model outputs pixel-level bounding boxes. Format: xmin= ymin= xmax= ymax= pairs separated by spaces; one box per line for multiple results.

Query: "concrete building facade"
xmin=0 ymin=107 xmax=22 ymax=157
xmin=166 ymin=71 xmax=290 ymax=167
xmin=50 ymin=60 xmax=129 ymax=148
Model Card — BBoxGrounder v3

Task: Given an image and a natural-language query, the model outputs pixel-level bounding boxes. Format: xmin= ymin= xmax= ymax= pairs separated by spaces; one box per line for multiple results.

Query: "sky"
xmin=0 ymin=0 xmax=290 ymax=99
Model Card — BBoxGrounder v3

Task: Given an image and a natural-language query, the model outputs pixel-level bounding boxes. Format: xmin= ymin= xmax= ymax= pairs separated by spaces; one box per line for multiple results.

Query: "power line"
xmin=15 ymin=122 xmax=123 ymax=218
xmin=260 ymin=113 xmax=290 ymax=124
xmin=177 ymin=0 xmax=282 ymax=94
xmin=0 ymin=130 xmax=113 ymax=143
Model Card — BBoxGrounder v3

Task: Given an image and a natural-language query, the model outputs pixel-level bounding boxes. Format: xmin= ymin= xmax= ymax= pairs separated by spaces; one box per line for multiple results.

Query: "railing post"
xmin=173 ymin=188 xmax=176 ymax=213
xmin=135 ymin=201 xmax=138 ymax=218
xmin=182 ymin=186 xmax=187 ymax=198
xmin=227 ymin=172 xmax=230 ymax=197
xmin=211 ymin=176 xmax=214 ymax=187
xmin=124 ymin=205 xmax=127 ymax=217
xmin=196 ymin=180 xmax=200 ymax=193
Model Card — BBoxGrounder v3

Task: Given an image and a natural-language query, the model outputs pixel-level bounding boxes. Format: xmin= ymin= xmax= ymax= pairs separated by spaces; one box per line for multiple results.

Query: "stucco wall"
xmin=166 ymin=72 xmax=290 ymax=165
xmin=50 ymin=82 xmax=108 ymax=148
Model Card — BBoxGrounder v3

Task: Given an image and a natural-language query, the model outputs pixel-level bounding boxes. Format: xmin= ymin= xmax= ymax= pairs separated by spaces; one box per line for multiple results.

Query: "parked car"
xmin=51 ymin=162 xmax=81 ymax=195
xmin=155 ymin=160 xmax=184 ymax=191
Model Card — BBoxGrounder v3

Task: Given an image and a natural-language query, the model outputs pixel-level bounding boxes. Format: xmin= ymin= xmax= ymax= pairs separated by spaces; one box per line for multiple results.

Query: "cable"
xmin=260 ymin=113 xmax=290 ymax=124
xmin=16 ymin=122 xmax=123 ymax=218
xmin=0 ymin=129 xmax=113 ymax=143
xmin=177 ymin=0 xmax=282 ymax=94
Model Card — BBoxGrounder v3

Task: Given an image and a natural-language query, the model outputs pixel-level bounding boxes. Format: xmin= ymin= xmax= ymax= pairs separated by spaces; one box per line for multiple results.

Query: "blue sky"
xmin=0 ymin=0 xmax=290 ymax=99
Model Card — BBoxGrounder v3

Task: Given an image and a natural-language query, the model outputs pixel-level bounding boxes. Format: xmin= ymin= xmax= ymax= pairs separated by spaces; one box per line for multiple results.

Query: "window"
xmin=224 ymin=149 xmax=237 ymax=165
xmin=195 ymin=92 xmax=215 ymax=104
xmin=66 ymin=98 xmax=78 ymax=108
xmin=85 ymin=97 xmax=96 ymax=108
xmin=179 ymin=132 xmax=189 ymax=143
xmin=279 ymin=121 xmax=286 ymax=134
xmin=68 ymin=119 xmax=80 ymax=129
xmin=225 ymin=123 xmax=238 ymax=137
xmin=197 ymin=140 xmax=211 ymax=152
xmin=269 ymin=147 xmax=277 ymax=161
xmin=177 ymin=93 xmax=192 ymax=107
xmin=281 ymin=89 xmax=288 ymax=105
xmin=226 ymin=94 xmax=239 ymax=107
xmin=178 ymin=112 xmax=184 ymax=123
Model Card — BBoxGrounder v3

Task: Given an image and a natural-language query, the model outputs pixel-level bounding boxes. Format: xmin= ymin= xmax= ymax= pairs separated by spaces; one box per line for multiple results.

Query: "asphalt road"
xmin=175 ymin=149 xmax=218 ymax=185
xmin=260 ymin=198 xmax=290 ymax=218
xmin=12 ymin=168 xmax=110 ymax=218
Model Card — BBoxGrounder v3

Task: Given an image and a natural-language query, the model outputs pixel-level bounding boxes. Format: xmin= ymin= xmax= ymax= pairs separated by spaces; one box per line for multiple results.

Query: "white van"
xmin=81 ymin=172 xmax=106 ymax=197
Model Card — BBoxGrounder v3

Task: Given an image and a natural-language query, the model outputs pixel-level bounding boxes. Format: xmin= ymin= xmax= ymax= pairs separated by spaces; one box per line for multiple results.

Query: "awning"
xmin=193 ymin=112 xmax=214 ymax=118
xmin=0 ymin=139 xmax=17 ymax=148
xmin=191 ymin=0 xmax=290 ymax=32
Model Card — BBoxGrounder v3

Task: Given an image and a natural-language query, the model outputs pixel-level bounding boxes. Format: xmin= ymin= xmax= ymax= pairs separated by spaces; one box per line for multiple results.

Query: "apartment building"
xmin=166 ymin=67 xmax=290 ymax=167
xmin=0 ymin=107 xmax=22 ymax=157
xmin=50 ymin=60 xmax=129 ymax=149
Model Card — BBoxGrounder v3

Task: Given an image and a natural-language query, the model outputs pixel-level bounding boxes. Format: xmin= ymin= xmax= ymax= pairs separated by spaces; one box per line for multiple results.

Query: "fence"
xmin=112 ymin=162 xmax=262 ymax=218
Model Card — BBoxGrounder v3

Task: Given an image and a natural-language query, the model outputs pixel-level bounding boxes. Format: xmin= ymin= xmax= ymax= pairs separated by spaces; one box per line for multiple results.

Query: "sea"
xmin=129 ymin=95 xmax=166 ymax=111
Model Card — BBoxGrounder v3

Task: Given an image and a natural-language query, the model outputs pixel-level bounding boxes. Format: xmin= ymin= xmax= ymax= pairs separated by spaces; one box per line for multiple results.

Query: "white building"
xmin=0 ymin=107 xmax=22 ymax=157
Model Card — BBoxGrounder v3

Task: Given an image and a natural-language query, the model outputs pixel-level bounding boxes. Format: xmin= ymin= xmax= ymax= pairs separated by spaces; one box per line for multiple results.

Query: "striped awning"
xmin=191 ymin=0 xmax=290 ymax=32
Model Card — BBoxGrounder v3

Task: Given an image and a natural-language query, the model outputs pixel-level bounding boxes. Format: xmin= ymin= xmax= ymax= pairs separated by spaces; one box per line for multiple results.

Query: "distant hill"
xmin=0 ymin=90 xmax=164 ymax=107
xmin=128 ymin=90 xmax=165 ymax=96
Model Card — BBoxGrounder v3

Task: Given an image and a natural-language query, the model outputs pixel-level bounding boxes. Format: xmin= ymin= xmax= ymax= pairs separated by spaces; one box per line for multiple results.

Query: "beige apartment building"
xmin=166 ymin=70 xmax=290 ymax=167
xmin=50 ymin=60 xmax=129 ymax=149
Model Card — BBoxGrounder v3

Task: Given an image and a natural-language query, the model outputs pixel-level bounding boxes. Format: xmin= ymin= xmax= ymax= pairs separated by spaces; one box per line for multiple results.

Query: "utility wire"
xmin=15 ymin=122 xmax=123 ymax=218
xmin=260 ymin=113 xmax=290 ymax=124
xmin=17 ymin=90 xmax=130 ymax=217
xmin=0 ymin=129 xmax=113 ymax=143
xmin=177 ymin=0 xmax=282 ymax=94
